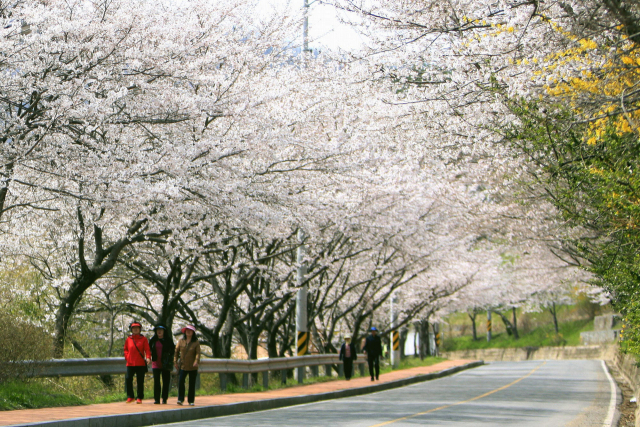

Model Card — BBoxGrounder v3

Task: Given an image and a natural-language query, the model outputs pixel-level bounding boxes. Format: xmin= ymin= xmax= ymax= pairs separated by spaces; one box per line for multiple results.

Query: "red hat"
xmin=181 ymin=325 xmax=196 ymax=334
xmin=129 ymin=322 xmax=142 ymax=330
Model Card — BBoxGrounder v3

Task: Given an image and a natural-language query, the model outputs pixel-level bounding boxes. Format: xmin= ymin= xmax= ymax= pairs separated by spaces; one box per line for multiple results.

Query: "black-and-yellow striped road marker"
xmin=392 ymin=331 xmax=399 ymax=351
xmin=297 ymin=331 xmax=308 ymax=356
xmin=368 ymin=361 xmax=547 ymax=427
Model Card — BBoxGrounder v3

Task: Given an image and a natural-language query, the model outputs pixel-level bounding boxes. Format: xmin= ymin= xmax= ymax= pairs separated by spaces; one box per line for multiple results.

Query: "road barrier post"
xmin=242 ymin=373 xmax=249 ymax=389
xmin=220 ymin=373 xmax=227 ymax=391
xmin=391 ymin=292 xmax=400 ymax=368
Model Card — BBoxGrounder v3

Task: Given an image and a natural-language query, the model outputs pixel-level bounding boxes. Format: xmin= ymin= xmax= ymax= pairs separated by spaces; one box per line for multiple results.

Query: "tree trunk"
xmin=52 ymin=215 xmax=156 ymax=358
xmin=512 ymin=307 xmax=519 ymax=339
xmin=399 ymin=327 xmax=408 ymax=359
xmin=493 ymin=310 xmax=517 ymax=339
xmin=108 ymin=310 xmax=116 ymax=357
xmin=418 ymin=320 xmax=430 ymax=360
xmin=53 ymin=273 xmax=96 ymax=358
xmin=468 ymin=310 xmax=478 ymax=341
xmin=550 ymin=302 xmax=559 ymax=334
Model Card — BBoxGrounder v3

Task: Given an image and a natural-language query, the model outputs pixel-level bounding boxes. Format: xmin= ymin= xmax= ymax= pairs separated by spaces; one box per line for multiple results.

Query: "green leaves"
xmin=503 ymin=96 xmax=640 ymax=351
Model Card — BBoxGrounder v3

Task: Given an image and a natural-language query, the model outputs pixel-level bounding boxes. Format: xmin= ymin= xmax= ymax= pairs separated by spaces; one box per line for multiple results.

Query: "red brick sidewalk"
xmin=1 ymin=359 xmax=476 ymax=426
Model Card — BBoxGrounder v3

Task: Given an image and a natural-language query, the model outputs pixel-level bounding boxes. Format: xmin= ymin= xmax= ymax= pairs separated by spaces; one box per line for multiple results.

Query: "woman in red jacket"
xmin=124 ymin=321 xmax=151 ymax=404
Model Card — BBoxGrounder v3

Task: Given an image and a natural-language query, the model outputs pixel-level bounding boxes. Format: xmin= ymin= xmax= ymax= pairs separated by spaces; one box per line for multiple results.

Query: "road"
xmin=161 ymin=360 xmax=617 ymax=427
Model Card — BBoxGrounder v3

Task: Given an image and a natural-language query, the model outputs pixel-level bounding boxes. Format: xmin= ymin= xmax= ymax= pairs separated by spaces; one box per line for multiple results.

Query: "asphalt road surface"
xmin=162 ymin=360 xmax=617 ymax=427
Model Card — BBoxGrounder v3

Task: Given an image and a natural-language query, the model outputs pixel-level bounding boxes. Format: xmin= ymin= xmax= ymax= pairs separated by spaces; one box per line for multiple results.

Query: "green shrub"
xmin=0 ymin=312 xmax=52 ymax=382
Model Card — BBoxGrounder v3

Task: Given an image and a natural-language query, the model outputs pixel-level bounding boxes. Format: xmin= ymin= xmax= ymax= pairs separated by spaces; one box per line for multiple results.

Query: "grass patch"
xmin=0 ymin=380 xmax=84 ymax=410
xmin=442 ymin=318 xmax=594 ymax=351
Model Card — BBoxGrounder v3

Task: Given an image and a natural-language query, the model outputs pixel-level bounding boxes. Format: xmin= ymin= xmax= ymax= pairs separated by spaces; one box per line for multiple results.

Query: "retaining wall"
xmin=612 ymin=349 xmax=640 ymax=427
xmin=441 ymin=344 xmax=617 ymax=362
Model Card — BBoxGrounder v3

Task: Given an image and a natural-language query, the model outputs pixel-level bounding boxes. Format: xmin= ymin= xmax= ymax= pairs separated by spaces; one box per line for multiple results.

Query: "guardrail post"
xmin=195 ymin=372 xmax=201 ymax=390
xmin=325 ymin=364 xmax=331 ymax=377
xmin=219 ymin=373 xmax=227 ymax=391
xmin=338 ymin=363 xmax=344 ymax=377
xmin=297 ymin=366 xmax=304 ymax=384
xmin=242 ymin=373 xmax=249 ymax=389
xmin=281 ymin=369 xmax=287 ymax=385
xmin=262 ymin=371 xmax=269 ymax=389
xmin=311 ymin=365 xmax=318 ymax=378
xmin=359 ymin=362 xmax=365 ymax=376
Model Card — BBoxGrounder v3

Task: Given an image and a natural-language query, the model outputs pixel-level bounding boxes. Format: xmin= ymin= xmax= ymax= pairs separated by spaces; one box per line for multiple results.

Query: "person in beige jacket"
xmin=174 ymin=325 xmax=201 ymax=406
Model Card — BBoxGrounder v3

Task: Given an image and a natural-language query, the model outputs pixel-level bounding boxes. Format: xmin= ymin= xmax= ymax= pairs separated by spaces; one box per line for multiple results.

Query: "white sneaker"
xmin=189 ymin=403 xmax=195 ymax=406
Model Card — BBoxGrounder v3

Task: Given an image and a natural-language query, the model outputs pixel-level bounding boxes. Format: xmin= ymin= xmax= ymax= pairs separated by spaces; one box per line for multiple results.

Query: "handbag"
xmin=131 ymin=338 xmax=149 ymax=373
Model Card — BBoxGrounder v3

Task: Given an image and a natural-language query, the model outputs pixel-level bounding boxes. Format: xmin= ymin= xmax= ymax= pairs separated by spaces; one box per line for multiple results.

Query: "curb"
xmin=603 ymin=360 xmax=622 ymax=427
xmin=13 ymin=361 xmax=484 ymax=427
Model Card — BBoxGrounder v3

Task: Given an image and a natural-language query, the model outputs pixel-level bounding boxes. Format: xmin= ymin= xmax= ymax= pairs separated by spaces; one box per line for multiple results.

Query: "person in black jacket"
xmin=339 ymin=335 xmax=357 ymax=380
xmin=362 ymin=326 xmax=382 ymax=381
xmin=149 ymin=324 xmax=175 ymax=404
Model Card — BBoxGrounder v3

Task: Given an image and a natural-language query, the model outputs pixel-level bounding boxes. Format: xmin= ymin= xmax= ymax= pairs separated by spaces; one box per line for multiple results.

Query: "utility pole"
xmin=487 ymin=310 xmax=492 ymax=342
xmin=303 ymin=0 xmax=310 ymax=57
xmin=295 ymin=0 xmax=311 ymax=384
xmin=295 ymin=228 xmax=308 ymax=383
xmin=390 ymin=293 xmax=400 ymax=368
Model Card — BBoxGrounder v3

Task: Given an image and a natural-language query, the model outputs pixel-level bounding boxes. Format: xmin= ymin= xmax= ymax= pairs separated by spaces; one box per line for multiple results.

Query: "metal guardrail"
xmin=28 ymin=354 xmax=367 ymax=377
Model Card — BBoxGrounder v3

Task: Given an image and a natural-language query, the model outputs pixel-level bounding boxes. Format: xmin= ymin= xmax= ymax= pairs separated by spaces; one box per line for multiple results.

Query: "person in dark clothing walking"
xmin=362 ymin=326 xmax=382 ymax=381
xmin=149 ymin=324 xmax=175 ymax=404
xmin=339 ymin=335 xmax=357 ymax=380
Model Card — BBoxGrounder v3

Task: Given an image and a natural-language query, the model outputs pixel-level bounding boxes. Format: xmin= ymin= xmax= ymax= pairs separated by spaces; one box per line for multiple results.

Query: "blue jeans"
xmin=178 ymin=369 xmax=198 ymax=403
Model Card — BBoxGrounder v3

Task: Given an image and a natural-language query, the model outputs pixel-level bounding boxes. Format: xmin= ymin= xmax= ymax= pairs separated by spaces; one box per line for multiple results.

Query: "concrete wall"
xmin=611 ymin=349 xmax=640 ymax=427
xmin=441 ymin=344 xmax=617 ymax=362
xmin=581 ymin=329 xmax=621 ymax=345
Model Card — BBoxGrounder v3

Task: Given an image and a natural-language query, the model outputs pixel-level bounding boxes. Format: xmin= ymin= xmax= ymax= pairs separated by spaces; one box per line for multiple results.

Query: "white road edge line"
xmin=601 ymin=359 xmax=617 ymax=427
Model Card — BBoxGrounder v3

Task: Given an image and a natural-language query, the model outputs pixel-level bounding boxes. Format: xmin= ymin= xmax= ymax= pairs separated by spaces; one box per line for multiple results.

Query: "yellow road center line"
xmin=369 ymin=361 xmax=547 ymax=427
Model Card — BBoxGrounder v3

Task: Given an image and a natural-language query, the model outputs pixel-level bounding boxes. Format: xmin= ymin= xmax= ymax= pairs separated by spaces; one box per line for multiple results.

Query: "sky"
xmin=256 ymin=0 xmax=365 ymax=52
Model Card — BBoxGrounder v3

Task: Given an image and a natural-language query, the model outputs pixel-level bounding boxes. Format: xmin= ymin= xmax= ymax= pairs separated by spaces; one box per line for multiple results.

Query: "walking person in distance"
xmin=339 ymin=334 xmax=357 ymax=380
xmin=124 ymin=321 xmax=151 ymax=404
xmin=149 ymin=324 xmax=175 ymax=404
xmin=174 ymin=325 xmax=201 ymax=406
xmin=362 ymin=326 xmax=382 ymax=381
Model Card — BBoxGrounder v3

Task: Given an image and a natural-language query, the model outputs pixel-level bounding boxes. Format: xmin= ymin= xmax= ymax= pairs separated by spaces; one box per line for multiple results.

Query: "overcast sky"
xmin=257 ymin=0 xmax=365 ymax=52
